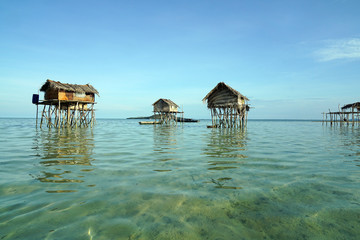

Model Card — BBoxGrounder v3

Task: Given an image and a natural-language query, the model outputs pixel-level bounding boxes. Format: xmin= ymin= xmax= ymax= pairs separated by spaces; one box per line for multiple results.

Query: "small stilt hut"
xmin=202 ymin=82 xmax=249 ymax=128
xmin=33 ymin=79 xmax=99 ymax=128
xmin=153 ymin=98 xmax=183 ymax=125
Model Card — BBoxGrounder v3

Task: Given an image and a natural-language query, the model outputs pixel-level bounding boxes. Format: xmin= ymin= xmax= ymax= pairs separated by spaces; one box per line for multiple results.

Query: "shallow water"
xmin=0 ymin=118 xmax=359 ymax=239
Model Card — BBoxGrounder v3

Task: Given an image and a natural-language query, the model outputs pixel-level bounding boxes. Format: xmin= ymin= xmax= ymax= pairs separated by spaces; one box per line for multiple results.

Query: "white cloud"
xmin=315 ymin=38 xmax=360 ymax=61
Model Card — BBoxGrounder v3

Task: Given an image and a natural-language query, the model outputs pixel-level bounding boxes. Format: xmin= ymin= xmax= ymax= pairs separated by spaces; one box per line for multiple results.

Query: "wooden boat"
xmin=177 ymin=118 xmax=199 ymax=123
xmin=139 ymin=121 xmax=160 ymax=125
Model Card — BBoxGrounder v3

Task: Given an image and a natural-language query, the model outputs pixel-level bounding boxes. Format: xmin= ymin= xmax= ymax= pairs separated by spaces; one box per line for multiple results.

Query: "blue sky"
xmin=1 ymin=0 xmax=359 ymax=119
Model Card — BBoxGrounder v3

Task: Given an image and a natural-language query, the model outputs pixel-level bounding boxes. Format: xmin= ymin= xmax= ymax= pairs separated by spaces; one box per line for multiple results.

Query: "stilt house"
xmin=40 ymin=79 xmax=99 ymax=103
xmin=323 ymin=102 xmax=360 ymax=126
xmin=153 ymin=99 xmax=179 ymax=113
xmin=203 ymin=82 xmax=249 ymax=128
xmin=34 ymin=79 xmax=99 ymax=128
xmin=153 ymin=98 xmax=182 ymax=124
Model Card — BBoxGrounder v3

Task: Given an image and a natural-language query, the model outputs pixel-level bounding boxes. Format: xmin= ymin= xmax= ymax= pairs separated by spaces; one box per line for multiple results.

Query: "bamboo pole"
xmin=245 ymin=104 xmax=248 ymax=127
xmin=212 ymin=108 xmax=215 ymax=127
xmin=61 ymin=108 xmax=66 ymax=127
xmin=75 ymin=102 xmax=79 ymax=128
xmin=36 ymin=104 xmax=38 ymax=127
xmin=67 ymin=105 xmax=70 ymax=127
xmin=57 ymin=100 xmax=61 ymax=127
xmin=92 ymin=104 xmax=95 ymax=127
xmin=91 ymin=107 xmax=94 ymax=127
xmin=324 ymin=112 xmax=326 ymax=124
xmin=48 ymin=103 xmax=52 ymax=128
xmin=40 ymin=105 xmax=46 ymax=128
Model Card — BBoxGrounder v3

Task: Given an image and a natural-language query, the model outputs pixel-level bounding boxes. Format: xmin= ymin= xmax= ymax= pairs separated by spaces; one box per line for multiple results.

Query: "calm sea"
xmin=0 ymin=118 xmax=359 ymax=240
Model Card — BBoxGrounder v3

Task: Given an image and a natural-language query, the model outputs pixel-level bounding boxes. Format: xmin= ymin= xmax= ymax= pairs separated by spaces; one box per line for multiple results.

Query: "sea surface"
xmin=0 ymin=118 xmax=359 ymax=240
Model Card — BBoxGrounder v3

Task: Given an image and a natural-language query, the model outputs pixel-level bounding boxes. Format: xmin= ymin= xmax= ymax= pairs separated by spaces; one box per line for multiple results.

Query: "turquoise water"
xmin=0 ymin=118 xmax=359 ymax=239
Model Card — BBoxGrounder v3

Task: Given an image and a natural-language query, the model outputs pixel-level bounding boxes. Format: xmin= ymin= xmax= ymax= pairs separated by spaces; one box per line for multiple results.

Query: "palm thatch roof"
xmin=342 ymin=102 xmax=360 ymax=110
xmin=40 ymin=79 xmax=99 ymax=96
xmin=153 ymin=98 xmax=179 ymax=107
xmin=202 ymin=82 xmax=249 ymax=108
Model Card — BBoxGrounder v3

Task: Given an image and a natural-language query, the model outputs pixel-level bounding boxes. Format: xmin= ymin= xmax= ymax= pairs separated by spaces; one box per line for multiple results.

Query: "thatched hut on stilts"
xmin=152 ymin=98 xmax=183 ymax=125
xmin=323 ymin=102 xmax=360 ymax=126
xmin=32 ymin=79 xmax=99 ymax=128
xmin=202 ymin=82 xmax=249 ymax=128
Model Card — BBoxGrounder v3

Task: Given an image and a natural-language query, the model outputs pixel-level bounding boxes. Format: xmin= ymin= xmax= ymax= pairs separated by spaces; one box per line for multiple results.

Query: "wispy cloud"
xmin=315 ymin=38 xmax=360 ymax=61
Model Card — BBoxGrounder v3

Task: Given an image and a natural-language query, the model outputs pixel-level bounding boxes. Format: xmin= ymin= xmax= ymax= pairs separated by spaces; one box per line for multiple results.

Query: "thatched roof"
xmin=40 ymin=79 xmax=99 ymax=96
xmin=202 ymin=82 xmax=249 ymax=109
xmin=202 ymin=82 xmax=249 ymax=102
xmin=342 ymin=102 xmax=360 ymax=110
xmin=153 ymin=98 xmax=179 ymax=107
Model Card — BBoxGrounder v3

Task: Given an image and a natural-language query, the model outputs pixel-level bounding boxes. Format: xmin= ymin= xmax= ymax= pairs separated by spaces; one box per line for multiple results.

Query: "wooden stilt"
xmin=35 ymin=104 xmax=38 ymax=127
xmin=207 ymin=103 xmax=248 ymax=129
xmin=37 ymin=99 xmax=97 ymax=129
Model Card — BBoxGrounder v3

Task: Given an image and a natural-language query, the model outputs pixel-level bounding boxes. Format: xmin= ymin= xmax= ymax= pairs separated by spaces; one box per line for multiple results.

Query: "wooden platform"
xmin=322 ymin=110 xmax=360 ymax=126
xmin=37 ymin=100 xmax=97 ymax=105
xmin=35 ymin=99 xmax=96 ymax=128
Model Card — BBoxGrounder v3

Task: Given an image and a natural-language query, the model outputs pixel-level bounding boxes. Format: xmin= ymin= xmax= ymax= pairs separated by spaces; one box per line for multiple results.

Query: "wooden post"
xmin=91 ymin=104 xmax=94 ymax=127
xmin=324 ymin=112 xmax=326 ymax=124
xmin=48 ymin=103 xmax=51 ymax=128
xmin=245 ymin=104 xmax=248 ymax=127
xmin=74 ymin=102 xmax=79 ymax=128
xmin=35 ymin=104 xmax=38 ymax=127
xmin=67 ymin=105 xmax=70 ymax=126
xmin=40 ymin=105 xmax=45 ymax=128
xmin=57 ymin=100 xmax=61 ymax=127
xmin=212 ymin=108 xmax=214 ymax=127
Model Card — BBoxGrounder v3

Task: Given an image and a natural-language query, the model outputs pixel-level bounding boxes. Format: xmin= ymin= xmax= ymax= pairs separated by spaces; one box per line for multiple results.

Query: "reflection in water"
xmin=203 ymin=128 xmax=247 ymax=159
xmin=203 ymin=128 xmax=248 ymax=189
xmin=32 ymin=128 xmax=95 ymax=190
xmin=335 ymin=125 xmax=360 ymax=167
xmin=153 ymin=125 xmax=179 ymax=164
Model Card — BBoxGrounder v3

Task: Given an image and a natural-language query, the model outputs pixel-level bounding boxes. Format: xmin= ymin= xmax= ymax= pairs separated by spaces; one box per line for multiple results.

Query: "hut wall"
xmin=63 ymin=91 xmax=94 ymax=102
xmin=153 ymin=101 xmax=177 ymax=112
xmin=207 ymin=88 xmax=238 ymax=107
xmin=154 ymin=101 xmax=165 ymax=112
xmin=237 ymin=97 xmax=245 ymax=106
xmin=58 ymin=91 xmax=73 ymax=101
xmin=169 ymin=105 xmax=178 ymax=112
xmin=154 ymin=104 xmax=177 ymax=112
xmin=153 ymin=99 xmax=178 ymax=113
xmin=154 ymin=106 xmax=169 ymax=112
xmin=44 ymin=89 xmax=59 ymax=100
xmin=45 ymin=89 xmax=94 ymax=102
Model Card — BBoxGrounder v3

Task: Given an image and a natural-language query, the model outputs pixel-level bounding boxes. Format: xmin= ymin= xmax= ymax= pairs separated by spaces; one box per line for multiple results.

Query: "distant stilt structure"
xmin=33 ymin=79 xmax=99 ymax=128
xmin=323 ymin=102 xmax=360 ymax=126
xmin=203 ymin=82 xmax=250 ymax=128
xmin=152 ymin=98 xmax=183 ymax=125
